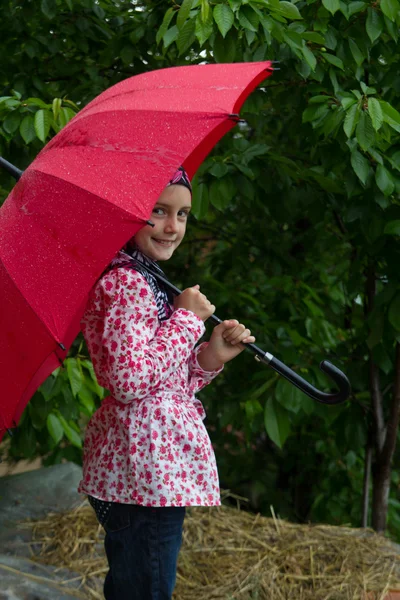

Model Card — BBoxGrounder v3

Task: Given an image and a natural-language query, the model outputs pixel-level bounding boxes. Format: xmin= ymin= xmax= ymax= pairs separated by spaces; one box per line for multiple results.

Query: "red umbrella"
xmin=0 ymin=62 xmax=274 ymax=439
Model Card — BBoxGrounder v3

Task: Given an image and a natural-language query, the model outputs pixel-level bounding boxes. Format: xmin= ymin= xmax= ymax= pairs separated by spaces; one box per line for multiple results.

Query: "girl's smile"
xmin=134 ymin=184 xmax=191 ymax=261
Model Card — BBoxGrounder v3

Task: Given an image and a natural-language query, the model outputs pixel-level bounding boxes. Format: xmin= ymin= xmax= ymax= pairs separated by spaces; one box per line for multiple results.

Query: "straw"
xmin=19 ymin=495 xmax=400 ymax=599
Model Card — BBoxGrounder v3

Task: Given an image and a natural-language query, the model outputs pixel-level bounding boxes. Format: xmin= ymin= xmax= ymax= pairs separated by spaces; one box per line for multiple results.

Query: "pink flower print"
xmin=105 ymin=280 xmax=113 ymax=291
xmin=188 ymin=431 xmax=194 ymax=442
xmin=145 ymin=471 xmax=152 ymax=484
xmin=160 ymin=496 xmax=167 ymax=507
xmin=151 ymin=430 xmax=158 ymax=440
xmin=139 ymin=288 xmax=148 ymax=298
xmin=111 ymin=340 xmax=118 ymax=352
xmin=149 ymin=443 xmax=156 ymax=452
xmin=176 ymin=493 xmax=182 ymax=503
xmin=183 ymin=444 xmax=191 ymax=453
xmin=180 ymin=336 xmax=187 ymax=344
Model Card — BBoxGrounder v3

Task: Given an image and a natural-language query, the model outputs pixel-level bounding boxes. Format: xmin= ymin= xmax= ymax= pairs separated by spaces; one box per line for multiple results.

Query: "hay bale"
xmin=20 ymin=497 xmax=400 ymax=599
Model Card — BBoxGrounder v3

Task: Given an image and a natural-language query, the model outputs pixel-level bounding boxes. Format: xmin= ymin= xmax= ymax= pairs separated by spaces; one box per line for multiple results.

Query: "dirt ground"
xmin=0 ymin=456 xmax=42 ymax=477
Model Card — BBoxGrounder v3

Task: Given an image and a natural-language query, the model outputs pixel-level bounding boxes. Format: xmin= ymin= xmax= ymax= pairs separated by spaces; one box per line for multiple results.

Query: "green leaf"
xmin=52 ymin=97 xmax=62 ymax=120
xmin=366 ymin=8 xmax=383 ymax=43
xmin=275 ymin=379 xmax=303 ymax=413
xmin=41 ymin=0 xmax=57 ymax=19
xmin=195 ymin=11 xmax=213 ymax=44
xmin=47 ymin=413 xmax=64 ymax=445
xmin=348 ymin=39 xmax=364 ymax=66
xmin=388 ymin=294 xmax=400 ymax=331
xmin=19 ymin=115 xmax=36 ymax=144
xmin=213 ymin=4 xmax=234 ymax=37
xmin=58 ymin=415 xmax=82 ymax=448
xmin=384 ymin=220 xmax=400 ymax=235
xmin=375 ymin=164 xmax=395 ymax=196
xmin=301 ymin=43 xmax=317 ymax=71
xmin=201 ymin=0 xmax=210 ymax=22
xmin=65 ymin=357 xmax=83 ymax=397
xmin=213 ymin=30 xmax=236 ymax=62
xmin=78 ymin=383 xmax=95 ymax=415
xmin=163 ymin=25 xmax=179 ymax=49
xmin=271 ymin=1 xmax=303 ymax=19
xmin=3 ymin=111 xmax=21 ymax=134
xmin=348 ymin=1 xmax=367 ymax=16
xmin=58 ymin=107 xmax=76 ymax=129
xmin=239 ymin=6 xmax=259 ymax=31
xmin=341 ymin=96 xmax=357 ymax=110
xmin=264 ymin=398 xmax=291 ymax=448
xmin=309 ymin=95 xmax=331 ymax=104
xmin=302 ymin=104 xmax=329 ymax=124
xmin=323 ymin=53 xmax=345 ymax=70
xmin=177 ymin=19 xmax=196 ymax=55
xmin=368 ymin=97 xmax=383 ymax=131
xmin=380 ymin=101 xmax=400 ymax=133
xmin=384 ymin=13 xmax=398 ymax=41
xmin=156 ymin=7 xmax=175 ymax=44
xmin=351 ymin=149 xmax=370 ymax=184
xmin=209 ymin=176 xmax=236 ymax=210
xmin=302 ymin=32 xmax=326 ymax=44
xmin=356 ymin=111 xmax=375 ymax=151
xmin=343 ymin=103 xmax=360 ymax=138
xmin=81 ymin=359 xmax=104 ymax=399
xmin=120 ymin=45 xmax=134 ymax=66
xmin=209 ymin=162 xmax=229 ymax=178
xmin=191 ymin=180 xmax=209 ymax=219
xmin=34 ymin=109 xmax=51 ymax=142
xmin=322 ymin=0 xmax=340 ymax=14
xmin=177 ymin=0 xmax=192 ymax=29
xmin=380 ymin=0 xmax=399 ymax=21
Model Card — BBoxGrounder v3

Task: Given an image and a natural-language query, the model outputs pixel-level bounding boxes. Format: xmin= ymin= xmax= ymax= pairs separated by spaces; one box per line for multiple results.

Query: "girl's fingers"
xmin=224 ymin=325 xmax=251 ymax=344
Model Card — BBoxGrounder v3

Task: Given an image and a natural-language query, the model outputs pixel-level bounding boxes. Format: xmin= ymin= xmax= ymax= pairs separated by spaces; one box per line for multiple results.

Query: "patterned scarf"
xmin=107 ymin=244 xmax=173 ymax=322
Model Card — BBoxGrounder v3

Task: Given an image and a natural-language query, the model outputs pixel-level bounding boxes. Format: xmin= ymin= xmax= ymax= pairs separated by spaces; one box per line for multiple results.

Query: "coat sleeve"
xmin=82 ymin=267 xmax=206 ymax=404
xmin=188 ymin=343 xmax=224 ymax=395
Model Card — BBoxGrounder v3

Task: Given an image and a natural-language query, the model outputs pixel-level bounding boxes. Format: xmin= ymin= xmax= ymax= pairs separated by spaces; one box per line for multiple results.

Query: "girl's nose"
xmin=164 ymin=216 xmax=178 ymax=233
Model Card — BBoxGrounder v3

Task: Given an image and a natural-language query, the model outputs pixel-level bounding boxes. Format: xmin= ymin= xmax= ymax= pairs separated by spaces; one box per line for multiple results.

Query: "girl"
xmin=78 ymin=167 xmax=255 ymax=600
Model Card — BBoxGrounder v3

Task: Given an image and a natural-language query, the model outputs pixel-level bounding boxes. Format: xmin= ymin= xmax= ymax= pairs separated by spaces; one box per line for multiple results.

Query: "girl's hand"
xmin=174 ymin=285 xmax=216 ymax=322
xmin=197 ymin=320 xmax=255 ymax=372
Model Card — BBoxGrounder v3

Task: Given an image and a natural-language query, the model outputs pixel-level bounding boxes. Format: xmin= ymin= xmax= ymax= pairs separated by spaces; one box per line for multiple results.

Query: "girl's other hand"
xmin=197 ymin=320 xmax=255 ymax=372
xmin=174 ymin=285 xmax=216 ymax=322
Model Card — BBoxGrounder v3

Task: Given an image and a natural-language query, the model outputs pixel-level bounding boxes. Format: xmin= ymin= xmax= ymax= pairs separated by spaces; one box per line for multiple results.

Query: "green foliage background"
xmin=1 ymin=0 xmax=400 ymax=537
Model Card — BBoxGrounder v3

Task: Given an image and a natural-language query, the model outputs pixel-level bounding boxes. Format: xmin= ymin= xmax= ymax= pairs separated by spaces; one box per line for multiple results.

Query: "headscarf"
xmin=167 ymin=166 xmax=192 ymax=194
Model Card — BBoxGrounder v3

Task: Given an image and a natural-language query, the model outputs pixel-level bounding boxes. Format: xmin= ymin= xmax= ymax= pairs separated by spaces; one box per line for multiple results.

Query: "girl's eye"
xmin=152 ymin=207 xmax=165 ymax=216
xmin=178 ymin=210 xmax=190 ymax=218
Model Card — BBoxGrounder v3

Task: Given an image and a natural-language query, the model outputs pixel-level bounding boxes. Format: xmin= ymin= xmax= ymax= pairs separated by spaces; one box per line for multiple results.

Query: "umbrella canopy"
xmin=0 ymin=62 xmax=274 ymax=438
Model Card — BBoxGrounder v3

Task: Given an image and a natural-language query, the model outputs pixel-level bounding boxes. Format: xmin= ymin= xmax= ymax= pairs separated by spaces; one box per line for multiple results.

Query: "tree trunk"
xmin=371 ymin=343 xmax=400 ymax=532
xmin=361 ymin=437 xmax=372 ymax=528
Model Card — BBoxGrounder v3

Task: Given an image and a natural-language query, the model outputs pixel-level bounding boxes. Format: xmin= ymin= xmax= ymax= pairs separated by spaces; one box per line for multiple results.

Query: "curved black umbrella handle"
xmin=142 ymin=266 xmax=351 ymax=405
xmin=0 ymin=156 xmax=23 ymax=180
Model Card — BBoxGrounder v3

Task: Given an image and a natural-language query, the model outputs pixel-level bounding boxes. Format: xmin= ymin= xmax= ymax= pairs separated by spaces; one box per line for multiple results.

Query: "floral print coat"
xmin=78 ymin=253 xmax=222 ymax=507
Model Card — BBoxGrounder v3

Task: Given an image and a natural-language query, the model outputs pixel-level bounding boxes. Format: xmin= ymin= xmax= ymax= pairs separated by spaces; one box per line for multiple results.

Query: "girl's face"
xmin=134 ymin=184 xmax=191 ymax=261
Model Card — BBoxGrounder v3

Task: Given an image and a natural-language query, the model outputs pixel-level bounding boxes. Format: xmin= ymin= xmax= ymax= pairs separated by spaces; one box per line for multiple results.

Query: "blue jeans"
xmin=100 ymin=503 xmax=185 ymax=600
